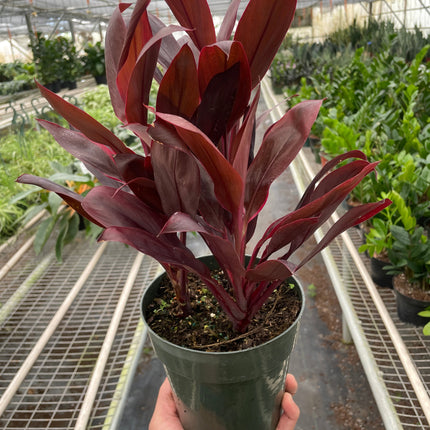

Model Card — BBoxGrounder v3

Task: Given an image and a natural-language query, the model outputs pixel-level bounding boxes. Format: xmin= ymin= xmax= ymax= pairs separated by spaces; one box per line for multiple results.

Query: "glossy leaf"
xmin=152 ymin=113 xmax=244 ymax=215
xmin=217 ymin=0 xmax=241 ymax=41
xmin=156 ymin=44 xmax=199 ymax=119
xmin=38 ymin=120 xmax=120 ymax=184
xmin=82 ymin=186 xmax=166 ymax=235
xmin=16 ymin=174 xmax=103 ymax=227
xmin=234 ymin=0 xmax=296 ymax=88
xmin=105 ymin=3 xmax=130 ymax=122
xmin=37 ymin=82 xmax=131 ymax=154
xmin=245 ymin=100 xmax=322 ymax=221
xmin=151 ymin=140 xmax=200 ymax=216
xmin=296 ymin=199 xmax=392 ymax=270
xmin=164 ymin=0 xmax=216 ymax=50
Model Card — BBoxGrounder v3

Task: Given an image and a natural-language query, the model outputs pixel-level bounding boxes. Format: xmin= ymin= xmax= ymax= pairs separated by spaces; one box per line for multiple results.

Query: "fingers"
xmin=285 ymin=373 xmax=298 ymax=395
xmin=149 ymin=378 xmax=183 ymax=430
xmin=277 ymin=374 xmax=300 ymax=430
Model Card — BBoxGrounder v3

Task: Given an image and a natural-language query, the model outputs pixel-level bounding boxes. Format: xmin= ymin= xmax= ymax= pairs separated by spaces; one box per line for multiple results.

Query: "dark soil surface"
xmin=145 ymin=270 xmax=302 ymax=352
xmin=394 ymin=273 xmax=430 ymax=301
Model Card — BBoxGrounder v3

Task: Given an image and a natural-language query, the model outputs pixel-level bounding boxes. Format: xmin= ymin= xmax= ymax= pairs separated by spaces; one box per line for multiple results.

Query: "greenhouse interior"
xmin=0 ymin=0 xmax=429 ymax=429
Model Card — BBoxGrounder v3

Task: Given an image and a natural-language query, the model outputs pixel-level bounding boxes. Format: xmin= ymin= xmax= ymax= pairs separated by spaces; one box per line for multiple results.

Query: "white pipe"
xmin=0 ymin=241 xmax=107 ymax=417
xmin=0 ymin=236 xmax=35 ymax=282
xmin=74 ymin=251 xmax=144 ymax=430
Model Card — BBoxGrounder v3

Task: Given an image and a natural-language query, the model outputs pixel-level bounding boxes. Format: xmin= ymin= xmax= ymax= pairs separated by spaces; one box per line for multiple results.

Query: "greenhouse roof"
xmin=0 ymin=0 xmax=363 ymax=38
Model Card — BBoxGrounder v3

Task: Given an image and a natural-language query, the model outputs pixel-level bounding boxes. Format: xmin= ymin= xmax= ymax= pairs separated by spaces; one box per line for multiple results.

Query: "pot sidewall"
xmin=370 ymin=257 xmax=393 ymax=288
xmin=141 ymin=256 xmax=305 ymax=430
xmin=394 ymin=288 xmax=430 ymax=326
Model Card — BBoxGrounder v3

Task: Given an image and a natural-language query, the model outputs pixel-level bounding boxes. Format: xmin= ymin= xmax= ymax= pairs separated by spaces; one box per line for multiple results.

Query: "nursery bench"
xmin=261 ymin=77 xmax=430 ymax=430
xmin=0 ymin=76 xmax=95 ymax=132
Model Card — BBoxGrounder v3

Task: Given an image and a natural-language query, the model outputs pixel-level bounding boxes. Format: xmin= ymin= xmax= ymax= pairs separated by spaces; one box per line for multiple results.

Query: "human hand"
xmin=149 ymin=374 xmax=299 ymax=430
xmin=149 ymin=378 xmax=183 ymax=430
xmin=276 ymin=373 xmax=300 ymax=430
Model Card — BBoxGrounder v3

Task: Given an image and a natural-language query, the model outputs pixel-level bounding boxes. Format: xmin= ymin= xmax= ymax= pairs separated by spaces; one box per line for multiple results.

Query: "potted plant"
xmin=359 ymin=190 xmax=417 ymax=288
xmin=385 ymin=225 xmax=430 ymax=325
xmin=17 ymin=0 xmax=390 ymax=428
xmin=82 ymin=41 xmax=107 ymax=85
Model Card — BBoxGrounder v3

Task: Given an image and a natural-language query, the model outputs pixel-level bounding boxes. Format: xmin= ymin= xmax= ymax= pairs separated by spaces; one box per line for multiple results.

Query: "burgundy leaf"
xmin=16 ymin=174 xmax=103 ymax=227
xmin=38 ymin=120 xmax=120 ymax=184
xmin=36 ymin=82 xmax=132 ymax=154
xmin=217 ymin=0 xmax=241 ymax=41
xmin=234 ymin=0 xmax=297 ymax=88
xmin=100 ymin=226 xmax=246 ymax=322
xmin=100 ymin=225 xmax=208 ymax=272
xmin=82 ymin=186 xmax=165 ymax=235
xmin=231 ymin=88 xmax=260 ymax=178
xmin=164 ymin=0 xmax=216 ymax=50
xmin=113 ymin=153 xmax=163 ymax=211
xmin=246 ymin=259 xmax=294 ymax=282
xmin=198 ymin=41 xmax=251 ymax=128
xmin=296 ymin=199 xmax=392 ymax=270
xmin=193 ymin=62 xmax=241 ymax=144
xmin=124 ymin=23 xmax=189 ymax=125
xmin=262 ymin=217 xmax=319 ymax=259
xmin=260 ymin=159 xmax=381 ymax=248
xmin=148 ymin=13 xmax=181 ymax=74
xmin=151 ymin=140 xmax=200 ymax=216
xmin=156 ymin=44 xmax=199 ymax=119
xmin=245 ymin=100 xmax=322 ymax=221
xmin=152 ymin=112 xmax=244 ymax=216
xmin=296 ymin=150 xmax=367 ymax=209
xmin=105 ymin=3 xmax=129 ymax=122
xmin=159 ymin=212 xmax=209 ymax=235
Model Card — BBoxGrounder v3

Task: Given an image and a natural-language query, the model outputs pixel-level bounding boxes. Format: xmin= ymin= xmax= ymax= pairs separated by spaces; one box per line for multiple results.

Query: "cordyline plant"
xmin=18 ymin=0 xmax=391 ymax=333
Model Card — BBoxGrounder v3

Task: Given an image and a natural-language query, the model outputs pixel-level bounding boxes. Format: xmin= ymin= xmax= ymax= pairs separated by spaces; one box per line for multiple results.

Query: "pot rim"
xmin=141 ymin=267 xmax=305 ymax=357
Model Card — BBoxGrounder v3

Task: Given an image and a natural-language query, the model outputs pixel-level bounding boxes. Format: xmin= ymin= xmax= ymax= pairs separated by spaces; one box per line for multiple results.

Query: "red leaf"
xmin=151 ymin=141 xmax=200 ymax=216
xmin=156 ymin=44 xmax=199 ymax=119
xmin=217 ymin=0 xmax=241 ymax=41
xmin=113 ymin=153 xmax=163 ymax=211
xmin=231 ymin=88 xmax=260 ymax=178
xmin=246 ymin=259 xmax=293 ymax=282
xmin=82 ymin=186 xmax=165 ymax=234
xmin=117 ymin=1 xmax=151 ymax=102
xmin=296 ymin=150 xmax=367 ymax=209
xmin=296 ymin=199 xmax=392 ymax=270
xmin=16 ymin=175 xmax=103 ymax=227
xmin=193 ymin=62 xmax=241 ymax=144
xmin=148 ymin=14 xmax=181 ymax=74
xmin=198 ymin=41 xmax=251 ymax=127
xmin=100 ymin=225 xmax=209 ymax=271
xmin=105 ymin=3 xmax=130 ymax=122
xmin=36 ymin=82 xmax=132 ymax=154
xmin=262 ymin=217 xmax=319 ymax=259
xmin=234 ymin=0 xmax=297 ymax=88
xmin=245 ymin=100 xmax=322 ymax=221
xmin=164 ymin=0 xmax=216 ymax=50
xmin=152 ymin=113 xmax=244 ymax=215
xmin=123 ymin=23 xmax=189 ymax=125
xmin=38 ymin=120 xmax=120 ymax=184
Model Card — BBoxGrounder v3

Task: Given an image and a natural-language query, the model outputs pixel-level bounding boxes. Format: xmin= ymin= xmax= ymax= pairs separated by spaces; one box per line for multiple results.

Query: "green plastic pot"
xmin=141 ymin=256 xmax=305 ymax=430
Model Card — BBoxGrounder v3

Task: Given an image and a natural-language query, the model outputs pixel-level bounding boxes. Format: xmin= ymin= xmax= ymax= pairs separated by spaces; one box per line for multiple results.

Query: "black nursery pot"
xmin=370 ymin=257 xmax=393 ymax=288
xmin=141 ymin=256 xmax=305 ymax=430
xmin=394 ymin=288 xmax=430 ymax=326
